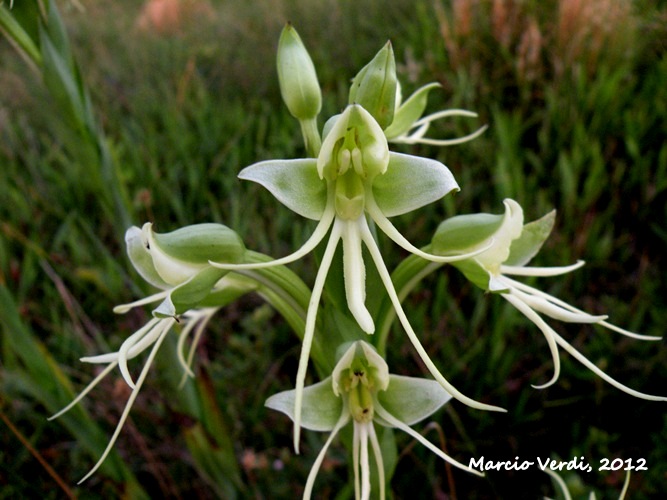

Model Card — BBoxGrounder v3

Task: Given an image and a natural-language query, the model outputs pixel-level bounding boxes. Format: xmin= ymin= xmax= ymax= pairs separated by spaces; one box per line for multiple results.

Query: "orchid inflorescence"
xmin=51 ymin=23 xmax=664 ymax=497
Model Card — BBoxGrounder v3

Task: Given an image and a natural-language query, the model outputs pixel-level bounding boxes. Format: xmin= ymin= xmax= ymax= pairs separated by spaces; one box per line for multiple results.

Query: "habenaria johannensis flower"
xmin=266 ymin=341 xmax=483 ymax=500
xmin=49 ymin=222 xmax=252 ymax=482
xmin=212 ymin=103 xmax=504 ymax=450
xmin=432 ymin=199 xmax=665 ymax=400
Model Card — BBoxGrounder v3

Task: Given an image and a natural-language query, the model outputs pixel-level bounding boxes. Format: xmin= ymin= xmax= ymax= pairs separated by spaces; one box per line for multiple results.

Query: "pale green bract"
xmin=433 ymin=199 xmax=665 ymax=400
xmin=266 ymin=341 xmax=483 ymax=500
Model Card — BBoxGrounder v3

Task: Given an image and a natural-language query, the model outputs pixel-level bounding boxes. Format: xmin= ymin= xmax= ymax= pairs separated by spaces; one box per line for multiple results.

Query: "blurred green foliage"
xmin=1 ymin=0 xmax=666 ymax=498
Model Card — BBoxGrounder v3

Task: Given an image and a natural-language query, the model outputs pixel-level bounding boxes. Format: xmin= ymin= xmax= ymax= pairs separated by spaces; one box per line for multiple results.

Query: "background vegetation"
xmin=1 ymin=0 xmax=666 ymax=498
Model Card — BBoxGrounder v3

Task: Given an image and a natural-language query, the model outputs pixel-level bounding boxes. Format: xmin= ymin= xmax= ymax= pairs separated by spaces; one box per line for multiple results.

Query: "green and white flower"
xmin=49 ymin=223 xmax=251 ymax=482
xmin=212 ymin=102 xmax=504 ymax=450
xmin=432 ymin=199 xmax=665 ymax=400
xmin=266 ymin=341 xmax=483 ymax=499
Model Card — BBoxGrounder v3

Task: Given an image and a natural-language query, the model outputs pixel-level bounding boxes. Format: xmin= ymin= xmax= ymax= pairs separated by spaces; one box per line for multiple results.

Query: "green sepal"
xmin=506 ymin=210 xmax=556 ymax=267
xmin=431 ymin=212 xmax=505 ymax=256
xmin=384 ymin=82 xmax=440 ymax=139
xmin=373 ymin=152 xmax=459 ymax=217
xmin=348 ymin=41 xmax=397 ymax=129
xmin=376 ymin=375 xmax=452 ymax=426
xmin=239 ymin=159 xmax=326 ymax=220
xmin=153 ymin=267 xmax=228 ymax=318
xmin=151 ymin=223 xmax=245 ymax=265
xmin=265 ymin=377 xmax=343 ymax=432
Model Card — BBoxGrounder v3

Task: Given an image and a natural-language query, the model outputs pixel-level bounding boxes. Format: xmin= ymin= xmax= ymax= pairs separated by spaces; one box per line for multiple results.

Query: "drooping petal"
xmin=500 ymin=260 xmax=585 ymax=277
xmin=293 ymin=222 xmax=343 ymax=452
xmin=302 ymin=411 xmax=350 ymax=500
xmin=371 ymin=152 xmax=459 ymax=217
xmin=373 ymin=401 xmax=484 ymax=477
xmin=552 ymin=330 xmax=667 ymax=401
xmin=209 ymin=197 xmax=336 ymax=271
xmin=502 ymin=291 xmax=561 ymax=390
xmin=77 ymin=316 xmax=173 ymax=484
xmin=505 ymin=277 xmax=662 ymax=341
xmin=239 ymin=158 xmax=327 ymax=220
xmin=366 ymin=196 xmax=495 ymax=264
xmin=377 ymin=375 xmax=452 ymax=426
xmin=510 ymin=285 xmax=606 ymax=324
xmin=359 ymin=215 xmax=505 ymax=413
xmin=265 ymin=377 xmax=343 ymax=432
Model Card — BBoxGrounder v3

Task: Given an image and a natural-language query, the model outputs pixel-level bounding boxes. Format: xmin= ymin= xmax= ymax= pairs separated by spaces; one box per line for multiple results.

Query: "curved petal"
xmin=372 ymin=152 xmax=458 ymax=217
xmin=553 ymin=331 xmax=667 ymax=401
xmin=239 ymin=158 xmax=326 ymax=220
xmin=373 ymin=401 xmax=484 ymax=477
xmin=359 ymin=216 xmax=505 ymax=412
xmin=366 ymin=197 xmax=494 ymax=263
xmin=503 ymin=291 xmax=561 ymax=390
xmin=302 ymin=411 xmax=350 ymax=500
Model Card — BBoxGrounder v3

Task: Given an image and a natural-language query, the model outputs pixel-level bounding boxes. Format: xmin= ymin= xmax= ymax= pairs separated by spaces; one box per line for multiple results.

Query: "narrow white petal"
xmin=553 ymin=331 xmax=667 ymax=401
xmin=543 ymin=469 xmax=572 ymax=500
xmin=368 ymin=423 xmax=386 ymax=500
xmin=374 ymin=402 xmax=484 ymax=477
xmin=80 ymin=317 xmax=161 ymax=365
xmin=503 ymin=291 xmax=561 ymax=390
xmin=118 ymin=318 xmax=173 ymax=389
xmin=78 ymin=316 xmax=173 ymax=484
xmin=112 ymin=290 xmax=170 ymax=314
xmin=500 ymin=260 xmax=585 ymax=277
xmin=47 ymin=362 xmax=119 ymax=420
xmin=353 ymin=418 xmax=361 ymax=500
xmin=210 ymin=202 xmax=335 ymax=271
xmin=366 ymin=198 xmax=493 ymax=263
xmin=294 ymin=223 xmax=342 ymax=453
xmin=395 ymin=124 xmax=488 ymax=146
xmin=512 ymin=286 xmax=606 ymax=324
xmin=359 ymin=217 xmax=505 ymax=413
xmin=302 ymin=412 xmax=350 ymax=500
xmin=504 ymin=277 xmax=661 ymax=341
xmin=342 ymin=218 xmax=374 ymax=333
xmin=177 ymin=308 xmax=218 ymax=386
xmin=412 ymin=109 xmax=479 ymax=126
xmin=358 ymin=422 xmax=371 ymax=500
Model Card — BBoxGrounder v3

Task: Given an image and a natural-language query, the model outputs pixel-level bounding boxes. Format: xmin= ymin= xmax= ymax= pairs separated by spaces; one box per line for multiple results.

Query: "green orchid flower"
xmin=212 ymin=102 xmax=504 ymax=450
xmin=266 ymin=341 xmax=483 ymax=499
xmin=432 ymin=199 xmax=666 ymax=401
xmin=383 ymin=81 xmax=488 ymax=146
xmin=48 ymin=222 xmax=253 ymax=482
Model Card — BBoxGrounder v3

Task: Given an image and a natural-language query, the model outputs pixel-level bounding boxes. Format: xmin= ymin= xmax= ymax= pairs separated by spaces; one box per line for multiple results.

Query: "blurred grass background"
xmin=1 ymin=0 xmax=666 ymax=498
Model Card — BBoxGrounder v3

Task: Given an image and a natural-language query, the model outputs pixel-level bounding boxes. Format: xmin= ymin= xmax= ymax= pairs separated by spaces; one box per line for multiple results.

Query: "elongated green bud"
xmin=277 ymin=23 xmax=322 ymax=120
xmin=348 ymin=41 xmax=397 ymax=129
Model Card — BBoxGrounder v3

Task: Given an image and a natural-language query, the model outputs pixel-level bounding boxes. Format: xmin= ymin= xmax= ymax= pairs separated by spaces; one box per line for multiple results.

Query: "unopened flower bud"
xmin=277 ymin=23 xmax=322 ymax=120
xmin=348 ymin=41 xmax=397 ymax=129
